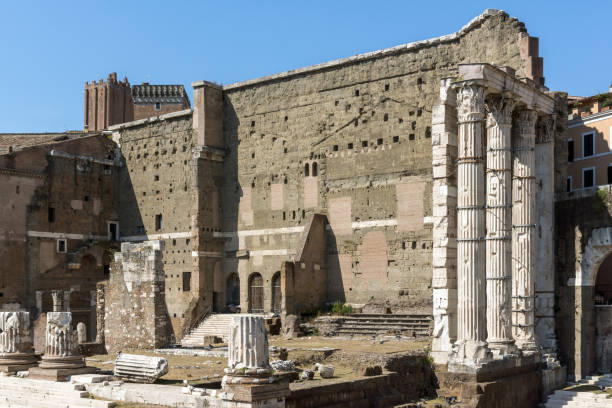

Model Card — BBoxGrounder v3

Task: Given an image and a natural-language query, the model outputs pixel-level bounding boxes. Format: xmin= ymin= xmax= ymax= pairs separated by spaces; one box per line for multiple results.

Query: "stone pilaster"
xmin=535 ymin=114 xmax=559 ymax=353
xmin=40 ymin=312 xmax=84 ymax=369
xmin=0 ymin=311 xmax=36 ymax=371
xmin=484 ymin=94 xmax=517 ymax=355
xmin=512 ymin=109 xmax=538 ymax=351
xmin=431 ymin=78 xmax=458 ymax=365
xmin=449 ymin=82 xmax=491 ymax=369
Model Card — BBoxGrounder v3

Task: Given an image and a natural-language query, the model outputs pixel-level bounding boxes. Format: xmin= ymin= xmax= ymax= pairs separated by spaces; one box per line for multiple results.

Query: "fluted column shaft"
xmin=485 ymin=95 xmax=516 ymax=352
xmin=512 ymin=109 xmax=538 ymax=350
xmin=456 ymin=84 xmax=487 ymax=345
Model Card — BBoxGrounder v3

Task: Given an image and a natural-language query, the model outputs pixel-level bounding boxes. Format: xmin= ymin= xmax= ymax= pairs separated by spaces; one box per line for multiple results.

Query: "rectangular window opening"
xmin=155 ymin=214 xmax=162 ymax=231
xmin=183 ymin=272 xmax=191 ymax=292
xmin=48 ymin=207 xmax=55 ymax=223
xmin=57 ymin=239 xmax=67 ymax=253
xmin=583 ymin=133 xmax=594 ymax=157
xmin=568 ymin=139 xmax=574 ymax=162
xmin=583 ymin=168 xmax=595 ymax=188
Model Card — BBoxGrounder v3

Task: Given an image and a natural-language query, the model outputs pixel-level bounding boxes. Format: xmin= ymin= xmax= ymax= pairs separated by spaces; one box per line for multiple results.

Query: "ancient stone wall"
xmin=220 ymin=10 xmax=535 ymax=311
xmin=0 ymin=134 xmax=119 ymax=343
xmin=104 ymin=241 xmax=170 ymax=352
xmin=114 ymin=111 xmax=200 ymax=338
xmin=555 ymin=188 xmax=612 ymax=379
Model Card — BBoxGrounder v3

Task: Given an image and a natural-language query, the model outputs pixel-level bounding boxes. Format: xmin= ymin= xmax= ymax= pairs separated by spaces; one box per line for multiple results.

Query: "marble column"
xmin=223 ymin=315 xmax=272 ymax=385
xmin=451 ymin=82 xmax=491 ymax=367
xmin=512 ymin=109 xmax=538 ymax=351
xmin=0 ymin=311 xmax=36 ymax=370
xmin=484 ymin=94 xmax=517 ymax=355
xmin=39 ymin=312 xmax=84 ymax=369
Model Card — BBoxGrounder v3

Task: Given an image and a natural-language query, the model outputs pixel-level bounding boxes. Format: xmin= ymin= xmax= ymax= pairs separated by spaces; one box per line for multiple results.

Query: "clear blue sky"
xmin=0 ymin=1 xmax=608 ymax=132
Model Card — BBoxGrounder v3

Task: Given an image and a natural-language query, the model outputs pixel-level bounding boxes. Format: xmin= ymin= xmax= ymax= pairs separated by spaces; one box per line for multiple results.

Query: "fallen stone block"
xmin=270 ymin=359 xmax=295 ymax=372
xmin=114 ymin=353 xmax=168 ymax=383
xmin=314 ymin=363 xmax=334 ymax=378
xmin=300 ymin=369 xmax=314 ymax=380
xmin=354 ymin=365 xmax=383 ymax=376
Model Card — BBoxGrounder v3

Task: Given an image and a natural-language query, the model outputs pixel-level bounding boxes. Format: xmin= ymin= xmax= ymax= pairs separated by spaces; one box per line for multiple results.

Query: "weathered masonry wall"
xmin=0 ymin=135 xmax=119 ymax=347
xmin=114 ymin=111 xmax=203 ymax=338
xmin=220 ymin=10 xmax=539 ymax=311
xmin=555 ymin=187 xmax=612 ymax=379
xmin=104 ymin=241 xmax=170 ymax=352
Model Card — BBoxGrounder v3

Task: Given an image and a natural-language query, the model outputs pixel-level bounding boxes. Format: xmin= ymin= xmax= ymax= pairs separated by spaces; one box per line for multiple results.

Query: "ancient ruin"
xmin=0 ymin=7 xmax=611 ymax=408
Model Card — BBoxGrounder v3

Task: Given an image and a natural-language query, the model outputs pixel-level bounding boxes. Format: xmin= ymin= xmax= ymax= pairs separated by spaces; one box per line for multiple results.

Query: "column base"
xmin=488 ymin=340 xmax=521 ymax=358
xmin=516 ymin=339 xmax=539 ymax=353
xmin=39 ymin=355 xmax=85 ymax=370
xmin=0 ymin=352 xmax=37 ymax=366
xmin=448 ymin=340 xmax=492 ymax=373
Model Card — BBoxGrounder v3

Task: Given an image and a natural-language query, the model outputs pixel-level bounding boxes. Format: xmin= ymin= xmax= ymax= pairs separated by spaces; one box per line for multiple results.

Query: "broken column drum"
xmin=450 ymin=82 xmax=491 ymax=367
xmin=511 ymin=109 xmax=538 ymax=351
xmin=0 ymin=311 xmax=36 ymax=367
xmin=484 ymin=94 xmax=518 ymax=355
xmin=223 ymin=315 xmax=273 ymax=385
xmin=39 ymin=312 xmax=84 ymax=369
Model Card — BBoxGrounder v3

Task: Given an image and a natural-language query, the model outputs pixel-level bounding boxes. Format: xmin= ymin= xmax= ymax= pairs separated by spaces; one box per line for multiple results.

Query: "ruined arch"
xmin=576 ymin=227 xmax=612 ymax=287
xmin=248 ymin=273 xmax=264 ymax=313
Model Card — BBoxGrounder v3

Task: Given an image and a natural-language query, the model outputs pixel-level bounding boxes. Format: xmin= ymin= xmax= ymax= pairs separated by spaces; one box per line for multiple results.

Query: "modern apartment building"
xmin=567 ymin=87 xmax=612 ymax=190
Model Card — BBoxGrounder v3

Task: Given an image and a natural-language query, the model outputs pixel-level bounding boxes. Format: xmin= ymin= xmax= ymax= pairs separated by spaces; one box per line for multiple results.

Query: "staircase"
xmin=544 ymin=375 xmax=612 ymax=407
xmin=181 ymin=313 xmax=242 ymax=347
xmin=333 ymin=313 xmax=432 ymax=337
xmin=0 ymin=375 xmax=115 ymax=408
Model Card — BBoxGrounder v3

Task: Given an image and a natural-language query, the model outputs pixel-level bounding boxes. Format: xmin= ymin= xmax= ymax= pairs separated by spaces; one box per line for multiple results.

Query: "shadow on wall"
xmin=325 ymin=228 xmax=345 ymax=305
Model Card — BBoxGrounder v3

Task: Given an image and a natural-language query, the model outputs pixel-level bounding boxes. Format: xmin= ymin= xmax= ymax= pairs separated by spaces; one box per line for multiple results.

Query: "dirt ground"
xmin=86 ymin=335 xmax=430 ymax=387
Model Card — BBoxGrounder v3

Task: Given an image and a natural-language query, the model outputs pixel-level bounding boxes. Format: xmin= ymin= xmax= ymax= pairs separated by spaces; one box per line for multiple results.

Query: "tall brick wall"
xmin=220 ymin=10 xmax=534 ymax=311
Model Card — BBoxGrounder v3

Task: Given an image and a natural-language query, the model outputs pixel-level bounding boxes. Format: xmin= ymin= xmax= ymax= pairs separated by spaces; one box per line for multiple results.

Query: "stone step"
xmin=0 ymin=393 xmax=115 ymax=408
xmin=340 ymin=322 xmax=430 ymax=328
xmin=0 ymin=376 xmax=86 ymax=393
xmin=335 ymin=328 xmax=429 ymax=336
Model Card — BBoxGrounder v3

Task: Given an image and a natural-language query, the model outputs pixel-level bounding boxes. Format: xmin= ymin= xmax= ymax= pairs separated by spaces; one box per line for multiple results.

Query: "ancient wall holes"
xmin=355 ymin=89 xmax=359 ymax=96
xmin=385 ymin=84 xmax=390 ymax=91
xmin=384 ymin=114 xmax=389 ymax=122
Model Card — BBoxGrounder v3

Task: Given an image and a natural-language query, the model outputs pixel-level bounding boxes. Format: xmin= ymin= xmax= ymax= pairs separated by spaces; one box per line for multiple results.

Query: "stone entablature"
xmin=431 ymin=63 xmax=556 ymax=370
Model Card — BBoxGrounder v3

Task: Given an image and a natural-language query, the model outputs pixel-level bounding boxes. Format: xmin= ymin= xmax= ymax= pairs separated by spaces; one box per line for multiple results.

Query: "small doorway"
xmin=226 ymin=273 xmax=240 ymax=309
xmin=248 ymin=273 xmax=264 ymax=313
xmin=272 ymin=272 xmax=282 ymax=314
xmin=595 ymin=254 xmax=612 ymax=373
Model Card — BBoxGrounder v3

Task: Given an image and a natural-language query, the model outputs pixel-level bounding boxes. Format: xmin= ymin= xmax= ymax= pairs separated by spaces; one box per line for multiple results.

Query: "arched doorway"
xmin=248 ymin=273 xmax=264 ymax=313
xmin=595 ymin=253 xmax=612 ymax=373
xmin=272 ymin=272 xmax=281 ymax=314
xmin=226 ymin=273 xmax=240 ymax=309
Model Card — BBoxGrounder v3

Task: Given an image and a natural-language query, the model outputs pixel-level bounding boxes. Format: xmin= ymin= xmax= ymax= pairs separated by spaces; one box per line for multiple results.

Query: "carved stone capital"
xmin=485 ymin=94 xmax=516 ymax=128
xmin=536 ymin=114 xmax=556 ymax=144
xmin=514 ymin=109 xmax=538 ymax=136
xmin=456 ymin=84 xmax=485 ymax=123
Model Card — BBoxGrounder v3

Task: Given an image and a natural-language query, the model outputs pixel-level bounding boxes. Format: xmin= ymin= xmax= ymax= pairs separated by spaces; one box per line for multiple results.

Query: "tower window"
xmin=155 ymin=102 xmax=161 ymax=111
xmin=155 ymin=214 xmax=162 ymax=231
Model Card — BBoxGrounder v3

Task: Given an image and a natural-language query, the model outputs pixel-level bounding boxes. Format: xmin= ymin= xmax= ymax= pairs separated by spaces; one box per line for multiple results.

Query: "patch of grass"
xmin=331 ymin=301 xmax=353 ymax=316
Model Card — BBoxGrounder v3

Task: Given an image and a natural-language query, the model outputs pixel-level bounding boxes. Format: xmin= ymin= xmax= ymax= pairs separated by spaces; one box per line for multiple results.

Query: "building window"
xmin=48 ymin=207 xmax=55 ymax=223
xmin=155 ymin=102 xmax=161 ymax=111
xmin=312 ymin=162 xmax=318 ymax=177
xmin=304 ymin=163 xmax=309 ymax=177
xmin=57 ymin=239 xmax=67 ymax=253
xmin=568 ymin=139 xmax=574 ymax=162
xmin=183 ymin=272 xmax=191 ymax=292
xmin=583 ymin=132 xmax=595 ymax=157
xmin=155 ymin=214 xmax=162 ymax=231
xmin=567 ymin=177 xmax=572 ymax=192
xmin=108 ymin=222 xmax=119 ymax=241
xmin=583 ymin=167 xmax=595 ymax=188
xmin=608 ymin=165 xmax=612 ymax=185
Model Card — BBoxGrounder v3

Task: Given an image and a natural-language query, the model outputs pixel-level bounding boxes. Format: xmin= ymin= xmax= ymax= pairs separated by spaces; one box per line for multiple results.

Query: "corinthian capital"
xmin=485 ymin=94 xmax=516 ymax=128
xmin=536 ymin=114 xmax=556 ymax=144
xmin=514 ymin=109 xmax=538 ymax=135
xmin=456 ymin=84 xmax=485 ymax=122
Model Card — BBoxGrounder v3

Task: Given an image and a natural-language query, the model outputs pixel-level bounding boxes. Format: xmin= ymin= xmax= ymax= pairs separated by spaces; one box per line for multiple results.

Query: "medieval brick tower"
xmin=84 ymin=73 xmax=133 ymax=131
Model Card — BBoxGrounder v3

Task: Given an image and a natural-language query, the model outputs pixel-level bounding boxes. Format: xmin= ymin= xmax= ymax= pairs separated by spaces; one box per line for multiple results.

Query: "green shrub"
xmin=331 ymin=301 xmax=353 ymax=316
